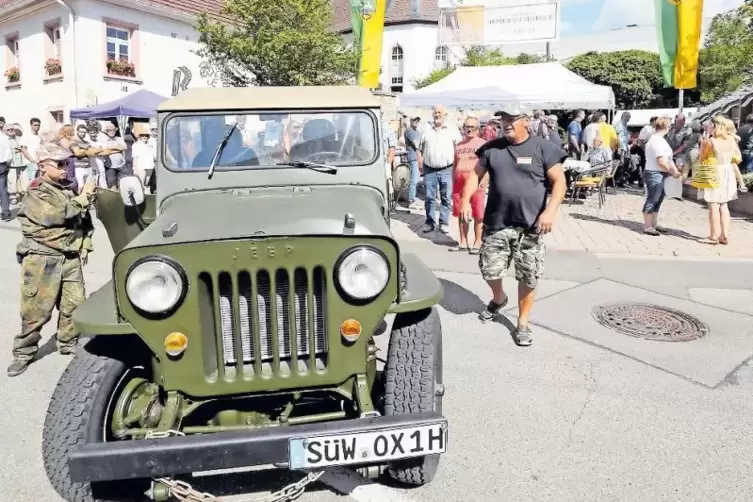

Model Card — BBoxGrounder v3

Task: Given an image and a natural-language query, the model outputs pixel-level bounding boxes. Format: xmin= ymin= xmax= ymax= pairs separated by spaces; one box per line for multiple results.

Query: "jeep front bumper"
xmin=68 ymin=412 xmax=447 ymax=482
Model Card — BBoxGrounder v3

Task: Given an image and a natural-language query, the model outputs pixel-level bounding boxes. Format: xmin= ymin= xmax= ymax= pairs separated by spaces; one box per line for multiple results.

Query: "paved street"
xmin=3 ymin=200 xmax=753 ymax=502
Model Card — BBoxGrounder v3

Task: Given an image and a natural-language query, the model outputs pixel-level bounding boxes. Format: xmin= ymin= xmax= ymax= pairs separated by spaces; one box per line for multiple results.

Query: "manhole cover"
xmin=592 ymin=303 xmax=709 ymax=342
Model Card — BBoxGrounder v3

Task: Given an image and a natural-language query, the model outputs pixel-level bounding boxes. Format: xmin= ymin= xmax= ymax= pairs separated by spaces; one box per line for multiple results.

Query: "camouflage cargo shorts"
xmin=478 ymin=227 xmax=545 ymax=289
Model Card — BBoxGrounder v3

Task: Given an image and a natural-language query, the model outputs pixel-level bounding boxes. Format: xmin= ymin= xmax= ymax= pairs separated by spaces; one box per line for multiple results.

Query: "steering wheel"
xmin=223 ymin=146 xmax=260 ymax=167
xmin=303 ymin=151 xmax=351 ymax=163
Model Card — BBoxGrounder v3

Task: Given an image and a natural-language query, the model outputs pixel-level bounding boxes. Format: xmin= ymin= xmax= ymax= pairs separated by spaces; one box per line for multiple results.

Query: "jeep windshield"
xmin=163 ymin=111 xmax=378 ymax=171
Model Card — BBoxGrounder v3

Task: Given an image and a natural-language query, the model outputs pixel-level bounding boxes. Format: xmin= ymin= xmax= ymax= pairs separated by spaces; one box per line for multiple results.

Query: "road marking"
xmin=593 ymin=252 xmax=753 ymax=263
xmin=319 ymin=468 xmax=418 ymax=502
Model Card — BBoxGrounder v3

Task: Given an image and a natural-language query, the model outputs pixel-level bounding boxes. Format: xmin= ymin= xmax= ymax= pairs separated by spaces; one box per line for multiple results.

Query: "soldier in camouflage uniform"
xmin=7 ymin=143 xmax=96 ymax=377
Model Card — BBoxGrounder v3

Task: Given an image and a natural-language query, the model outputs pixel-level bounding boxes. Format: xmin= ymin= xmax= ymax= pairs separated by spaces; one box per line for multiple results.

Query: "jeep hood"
xmin=125 ymin=185 xmax=391 ymax=249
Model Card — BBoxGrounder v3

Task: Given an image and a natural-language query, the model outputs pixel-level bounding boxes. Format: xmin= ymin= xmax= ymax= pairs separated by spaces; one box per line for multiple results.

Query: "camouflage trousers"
xmin=14 ymin=253 xmax=85 ymax=361
xmin=478 ymin=227 xmax=546 ymax=289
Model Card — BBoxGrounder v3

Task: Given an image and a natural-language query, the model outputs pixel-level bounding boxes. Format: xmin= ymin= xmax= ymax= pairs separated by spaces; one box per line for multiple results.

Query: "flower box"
xmin=45 ymin=58 xmax=62 ymax=76
xmin=105 ymin=59 xmax=135 ymax=77
xmin=4 ymin=66 xmax=20 ymax=83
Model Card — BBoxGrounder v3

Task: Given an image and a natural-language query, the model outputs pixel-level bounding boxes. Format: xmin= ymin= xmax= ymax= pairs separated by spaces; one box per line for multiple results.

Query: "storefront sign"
xmin=438 ymin=0 xmax=560 ymax=45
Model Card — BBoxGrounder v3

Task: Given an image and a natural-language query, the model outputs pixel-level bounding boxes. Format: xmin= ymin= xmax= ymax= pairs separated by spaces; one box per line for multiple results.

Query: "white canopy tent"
xmin=615 ymin=108 xmax=699 ymax=127
xmin=399 ymin=63 xmax=616 ymax=111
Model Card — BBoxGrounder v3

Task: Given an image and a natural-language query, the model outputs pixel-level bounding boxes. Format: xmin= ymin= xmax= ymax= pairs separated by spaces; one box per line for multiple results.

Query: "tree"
xmin=697 ymin=4 xmax=753 ymax=103
xmin=196 ymin=0 xmax=359 ymax=87
xmin=566 ymin=50 xmax=668 ymax=109
xmin=412 ymin=46 xmax=545 ymax=89
xmin=413 ymin=67 xmax=455 ymax=90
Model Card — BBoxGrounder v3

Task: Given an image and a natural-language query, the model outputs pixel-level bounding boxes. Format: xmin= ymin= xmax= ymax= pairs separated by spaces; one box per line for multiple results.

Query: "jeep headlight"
xmin=336 ymin=246 xmax=390 ymax=302
xmin=126 ymin=258 xmax=186 ymax=314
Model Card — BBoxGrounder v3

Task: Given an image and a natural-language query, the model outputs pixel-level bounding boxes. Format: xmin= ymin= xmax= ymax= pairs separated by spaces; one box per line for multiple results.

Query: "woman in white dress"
xmin=700 ymin=115 xmax=742 ymax=245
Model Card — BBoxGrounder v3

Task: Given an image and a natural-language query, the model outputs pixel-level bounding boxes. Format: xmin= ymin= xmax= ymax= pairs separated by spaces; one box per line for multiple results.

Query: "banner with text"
xmin=438 ymin=1 xmax=560 ymax=46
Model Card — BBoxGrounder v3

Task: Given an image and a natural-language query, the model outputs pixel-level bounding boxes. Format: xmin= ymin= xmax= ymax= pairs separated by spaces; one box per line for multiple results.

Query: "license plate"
xmin=288 ymin=423 xmax=447 ymax=469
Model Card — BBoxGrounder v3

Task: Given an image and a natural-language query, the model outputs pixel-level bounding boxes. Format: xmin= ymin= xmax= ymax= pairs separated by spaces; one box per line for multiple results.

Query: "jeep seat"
xmin=290 ymin=119 xmax=343 ymax=160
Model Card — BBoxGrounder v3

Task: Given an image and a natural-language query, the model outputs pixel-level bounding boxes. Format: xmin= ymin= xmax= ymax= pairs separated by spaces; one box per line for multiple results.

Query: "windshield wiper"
xmin=207 ymin=122 xmax=238 ymax=179
xmin=276 ymin=161 xmax=338 ymax=174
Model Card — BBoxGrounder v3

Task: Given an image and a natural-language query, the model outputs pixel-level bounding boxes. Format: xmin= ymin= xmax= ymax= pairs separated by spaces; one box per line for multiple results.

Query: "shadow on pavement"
xmin=33 ymin=336 xmax=58 ymax=362
xmin=569 ymin=212 xmax=702 ymax=242
xmin=440 ymin=278 xmax=485 ymax=315
xmin=439 ymin=278 xmax=517 ymax=337
xmin=391 ymin=208 xmax=458 ymax=247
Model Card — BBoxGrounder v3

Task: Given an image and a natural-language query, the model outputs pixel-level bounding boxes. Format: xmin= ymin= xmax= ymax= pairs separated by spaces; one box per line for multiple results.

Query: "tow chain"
xmin=145 ymin=430 xmax=324 ymax=502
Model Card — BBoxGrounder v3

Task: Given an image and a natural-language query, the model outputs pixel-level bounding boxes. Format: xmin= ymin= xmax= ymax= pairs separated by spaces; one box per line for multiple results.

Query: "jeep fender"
xmin=389 ymin=253 xmax=443 ymax=314
xmin=73 ymin=281 xmax=135 ymax=335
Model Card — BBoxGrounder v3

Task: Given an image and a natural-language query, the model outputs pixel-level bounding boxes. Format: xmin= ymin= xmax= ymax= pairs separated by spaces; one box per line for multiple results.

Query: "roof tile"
xmin=331 ymin=0 xmax=439 ymax=33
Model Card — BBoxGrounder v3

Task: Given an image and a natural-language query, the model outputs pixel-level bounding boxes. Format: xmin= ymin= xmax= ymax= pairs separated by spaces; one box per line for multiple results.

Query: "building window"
xmin=44 ymin=21 xmax=63 ymax=77
xmin=10 ymin=37 xmax=19 ymax=67
xmin=390 ymin=45 xmax=403 ymax=93
xmin=50 ymin=109 xmax=65 ymax=125
xmin=51 ymin=26 xmax=62 ymax=58
xmin=4 ymin=35 xmax=20 ymax=85
xmin=106 ymin=25 xmax=130 ymax=61
xmin=104 ymin=22 xmax=136 ymax=77
xmin=434 ymin=46 xmax=449 ymax=69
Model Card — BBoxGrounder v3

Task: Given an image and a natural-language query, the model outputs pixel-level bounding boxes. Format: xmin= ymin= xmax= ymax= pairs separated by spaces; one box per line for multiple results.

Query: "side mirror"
xmin=118 ymin=175 xmax=145 ymax=207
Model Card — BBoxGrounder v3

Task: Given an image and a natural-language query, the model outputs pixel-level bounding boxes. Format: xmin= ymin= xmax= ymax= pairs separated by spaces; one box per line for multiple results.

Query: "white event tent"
xmin=399 ymin=63 xmax=616 ymax=111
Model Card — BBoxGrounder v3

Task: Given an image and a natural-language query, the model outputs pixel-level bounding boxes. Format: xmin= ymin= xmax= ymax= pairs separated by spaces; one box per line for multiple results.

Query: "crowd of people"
xmin=393 ymin=102 xmax=753 ymax=345
xmin=0 ymin=116 xmax=156 ymax=222
xmin=639 ymin=113 xmax=749 ymax=244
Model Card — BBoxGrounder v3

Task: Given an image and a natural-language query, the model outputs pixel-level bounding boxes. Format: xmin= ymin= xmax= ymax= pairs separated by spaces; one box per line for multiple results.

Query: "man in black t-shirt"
xmin=460 ymin=104 xmax=567 ymax=346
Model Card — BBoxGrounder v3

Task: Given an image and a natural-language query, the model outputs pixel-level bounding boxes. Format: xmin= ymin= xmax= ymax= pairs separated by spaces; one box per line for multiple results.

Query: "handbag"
xmin=691 ymin=140 xmax=719 ymax=189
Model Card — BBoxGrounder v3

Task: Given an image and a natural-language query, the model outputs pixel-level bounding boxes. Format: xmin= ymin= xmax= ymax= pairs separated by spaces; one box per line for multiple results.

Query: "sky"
xmin=560 ymin=0 xmax=745 ymax=35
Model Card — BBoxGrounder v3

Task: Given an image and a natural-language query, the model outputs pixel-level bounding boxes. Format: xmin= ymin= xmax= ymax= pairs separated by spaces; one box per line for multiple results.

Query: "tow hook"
xmin=145 ymin=480 xmax=171 ymax=501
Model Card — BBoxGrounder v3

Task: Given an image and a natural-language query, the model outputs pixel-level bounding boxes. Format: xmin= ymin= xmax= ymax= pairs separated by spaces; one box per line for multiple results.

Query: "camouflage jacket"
xmin=16 ymin=178 xmax=94 ymax=257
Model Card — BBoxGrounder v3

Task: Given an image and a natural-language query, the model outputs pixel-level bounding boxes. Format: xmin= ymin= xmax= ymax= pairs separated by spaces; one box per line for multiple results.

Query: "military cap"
xmin=36 ymin=143 xmax=73 ymax=163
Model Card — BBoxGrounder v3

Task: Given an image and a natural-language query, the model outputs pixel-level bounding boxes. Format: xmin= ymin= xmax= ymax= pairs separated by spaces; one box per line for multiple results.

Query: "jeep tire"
xmin=42 ymin=345 xmax=150 ymax=502
xmin=383 ymin=307 xmax=443 ymax=486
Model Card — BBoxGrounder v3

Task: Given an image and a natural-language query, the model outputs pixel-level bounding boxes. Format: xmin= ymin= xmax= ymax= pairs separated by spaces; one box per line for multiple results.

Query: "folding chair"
xmin=569 ymin=163 xmax=611 ymax=208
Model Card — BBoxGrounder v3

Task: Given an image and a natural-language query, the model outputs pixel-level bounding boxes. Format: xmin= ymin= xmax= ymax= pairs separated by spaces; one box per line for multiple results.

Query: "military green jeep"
xmin=42 ymin=86 xmax=446 ymax=501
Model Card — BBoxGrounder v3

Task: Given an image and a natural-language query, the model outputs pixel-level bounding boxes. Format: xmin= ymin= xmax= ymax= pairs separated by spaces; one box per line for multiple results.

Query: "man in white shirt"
xmin=418 ymin=104 xmax=462 ymax=233
xmin=100 ymin=123 xmax=127 ymax=189
xmin=20 ymin=117 xmax=41 ymax=187
xmin=638 ymin=116 xmax=657 ymax=147
xmin=87 ymin=126 xmax=108 ymax=188
xmin=0 ymin=124 xmax=12 ymax=220
xmin=582 ymin=112 xmax=602 ymax=153
xmin=131 ymin=123 xmax=155 ymax=188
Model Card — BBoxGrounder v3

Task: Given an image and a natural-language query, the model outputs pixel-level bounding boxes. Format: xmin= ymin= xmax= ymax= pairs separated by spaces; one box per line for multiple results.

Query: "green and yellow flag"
xmin=655 ymin=0 xmax=704 ymax=89
xmin=358 ymin=0 xmax=387 ymax=88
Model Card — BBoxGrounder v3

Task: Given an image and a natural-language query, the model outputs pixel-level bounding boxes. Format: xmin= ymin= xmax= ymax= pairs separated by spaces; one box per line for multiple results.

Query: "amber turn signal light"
xmin=340 ymin=319 xmax=362 ymax=343
xmin=165 ymin=332 xmax=188 ymax=357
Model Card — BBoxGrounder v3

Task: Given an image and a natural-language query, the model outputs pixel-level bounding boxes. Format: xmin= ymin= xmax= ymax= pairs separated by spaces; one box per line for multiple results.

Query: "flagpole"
xmin=678 ymin=89 xmax=684 ymax=114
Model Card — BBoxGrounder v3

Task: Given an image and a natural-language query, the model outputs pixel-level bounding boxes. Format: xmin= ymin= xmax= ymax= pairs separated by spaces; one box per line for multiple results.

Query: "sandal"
xmin=468 ymin=246 xmax=481 ymax=255
xmin=448 ymin=245 xmax=469 ymax=252
xmin=643 ymin=228 xmax=660 ymax=236
xmin=479 ymin=296 xmax=509 ymax=322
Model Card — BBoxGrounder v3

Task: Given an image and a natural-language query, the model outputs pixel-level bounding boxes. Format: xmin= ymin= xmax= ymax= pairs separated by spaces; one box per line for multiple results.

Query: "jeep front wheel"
xmin=42 ymin=345 xmax=151 ymax=502
xmin=383 ymin=307 xmax=443 ymax=486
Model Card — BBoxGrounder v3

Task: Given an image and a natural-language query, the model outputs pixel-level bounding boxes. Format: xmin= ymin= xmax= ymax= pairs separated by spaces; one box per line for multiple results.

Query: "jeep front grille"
xmin=201 ymin=267 xmax=328 ymax=378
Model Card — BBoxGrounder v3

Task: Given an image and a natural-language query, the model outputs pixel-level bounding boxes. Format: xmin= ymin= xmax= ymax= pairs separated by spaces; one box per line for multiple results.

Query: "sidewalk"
xmin=392 ymin=188 xmax=753 ymax=260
